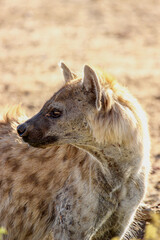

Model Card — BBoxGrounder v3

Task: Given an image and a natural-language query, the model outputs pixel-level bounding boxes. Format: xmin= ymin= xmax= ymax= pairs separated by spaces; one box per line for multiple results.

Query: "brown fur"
xmin=0 ymin=109 xmax=95 ymax=239
xmin=0 ymin=63 xmax=150 ymax=240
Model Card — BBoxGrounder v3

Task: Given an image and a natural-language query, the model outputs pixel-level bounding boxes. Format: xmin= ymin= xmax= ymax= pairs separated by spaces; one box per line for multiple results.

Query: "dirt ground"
xmin=0 ymin=0 xmax=160 ymax=231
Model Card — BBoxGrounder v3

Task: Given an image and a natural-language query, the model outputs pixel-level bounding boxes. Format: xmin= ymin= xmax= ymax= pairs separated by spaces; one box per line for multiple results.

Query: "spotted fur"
xmin=0 ymin=63 xmax=150 ymax=240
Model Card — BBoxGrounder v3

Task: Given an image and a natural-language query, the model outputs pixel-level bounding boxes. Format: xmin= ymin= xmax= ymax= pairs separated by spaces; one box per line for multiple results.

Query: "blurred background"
xmin=0 ymin=0 xmax=160 ymax=207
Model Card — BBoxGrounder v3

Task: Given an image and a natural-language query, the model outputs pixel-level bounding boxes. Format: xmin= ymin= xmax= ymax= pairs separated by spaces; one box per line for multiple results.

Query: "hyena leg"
xmin=119 ymin=175 xmax=146 ymax=240
xmin=91 ymin=176 xmax=145 ymax=240
xmin=90 ymin=206 xmax=140 ymax=240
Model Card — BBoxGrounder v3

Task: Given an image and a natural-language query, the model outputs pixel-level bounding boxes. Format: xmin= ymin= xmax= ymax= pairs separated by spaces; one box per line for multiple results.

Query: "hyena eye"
xmin=47 ymin=109 xmax=62 ymax=118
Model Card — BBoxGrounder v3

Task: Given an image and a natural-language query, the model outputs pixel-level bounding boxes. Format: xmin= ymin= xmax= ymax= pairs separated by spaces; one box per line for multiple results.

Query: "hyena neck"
xmin=74 ymin=143 xmax=136 ymax=178
xmin=75 ymin=143 xmax=121 ymax=166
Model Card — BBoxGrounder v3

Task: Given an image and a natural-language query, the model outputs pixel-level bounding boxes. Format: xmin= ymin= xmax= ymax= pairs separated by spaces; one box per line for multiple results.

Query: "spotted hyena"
xmin=0 ymin=63 xmax=150 ymax=240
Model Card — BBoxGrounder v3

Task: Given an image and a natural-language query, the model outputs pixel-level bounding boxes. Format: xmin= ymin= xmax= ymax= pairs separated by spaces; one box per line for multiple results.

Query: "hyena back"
xmin=1 ymin=63 xmax=150 ymax=240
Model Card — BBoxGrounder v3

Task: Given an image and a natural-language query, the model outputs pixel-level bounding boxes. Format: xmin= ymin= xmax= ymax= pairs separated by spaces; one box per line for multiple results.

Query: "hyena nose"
xmin=17 ymin=123 xmax=28 ymax=137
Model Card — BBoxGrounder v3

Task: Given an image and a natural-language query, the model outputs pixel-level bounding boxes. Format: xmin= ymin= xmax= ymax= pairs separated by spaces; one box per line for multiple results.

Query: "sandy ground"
xmin=0 ymin=0 xmax=160 ymax=228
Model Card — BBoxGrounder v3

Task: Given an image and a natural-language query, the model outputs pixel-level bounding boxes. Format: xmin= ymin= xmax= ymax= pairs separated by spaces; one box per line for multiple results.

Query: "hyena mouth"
xmin=22 ymin=135 xmax=59 ymax=148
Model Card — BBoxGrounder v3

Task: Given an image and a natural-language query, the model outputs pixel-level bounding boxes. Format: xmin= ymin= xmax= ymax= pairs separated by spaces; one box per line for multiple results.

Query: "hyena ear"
xmin=59 ymin=61 xmax=77 ymax=83
xmin=82 ymin=65 xmax=102 ymax=111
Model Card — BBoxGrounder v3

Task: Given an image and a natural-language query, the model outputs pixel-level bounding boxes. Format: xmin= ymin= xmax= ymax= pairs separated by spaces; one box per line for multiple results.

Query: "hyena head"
xmin=17 ymin=63 xmax=104 ymax=148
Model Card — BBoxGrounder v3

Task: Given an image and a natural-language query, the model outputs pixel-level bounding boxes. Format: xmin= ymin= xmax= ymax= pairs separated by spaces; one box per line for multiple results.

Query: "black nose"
xmin=17 ymin=123 xmax=28 ymax=137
